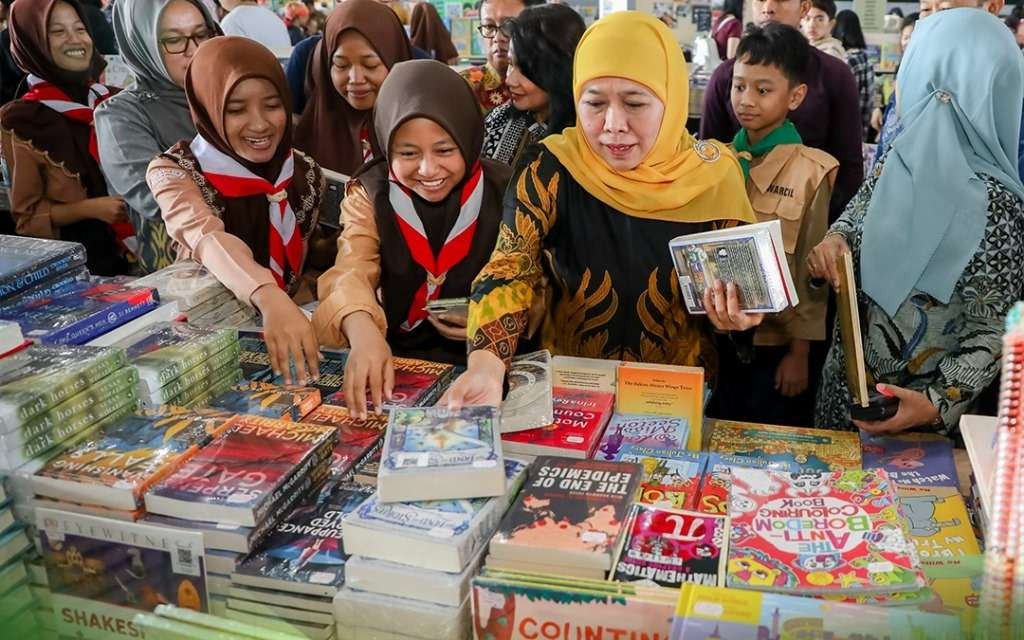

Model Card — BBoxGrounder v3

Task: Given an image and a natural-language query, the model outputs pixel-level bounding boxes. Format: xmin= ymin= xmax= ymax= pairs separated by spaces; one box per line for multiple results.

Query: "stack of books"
xmin=207 ymin=381 xmax=322 ymax=422
xmin=960 ymin=413 xmax=997 ymax=537
xmin=135 ymin=603 xmax=308 ymax=640
xmin=501 ymin=386 xmax=615 ymax=461
xmin=337 ymin=458 xmax=528 ymax=640
xmin=131 ymin=261 xmax=259 ymax=328
xmin=301 ymin=405 xmax=388 ymax=484
xmin=114 ymin=323 xmax=242 ymax=407
xmin=239 ymin=330 xmax=274 ymax=381
xmin=0 ymin=482 xmax=34 ymax=636
xmin=324 ymin=357 xmax=455 ymax=409
xmin=25 ymin=554 xmax=52 ymax=637
xmin=486 ymin=456 xmax=643 ymax=579
xmin=0 ymin=236 xmax=88 ymax=314
xmin=143 ymin=415 xmax=337 ymax=615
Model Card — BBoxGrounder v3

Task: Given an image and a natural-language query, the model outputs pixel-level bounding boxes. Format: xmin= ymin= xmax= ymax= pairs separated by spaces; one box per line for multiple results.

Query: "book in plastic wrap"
xmin=896 ymin=486 xmax=981 ymax=565
xmin=726 ymin=468 xmax=925 ymax=595
xmin=179 ymin=367 xmax=243 ymax=408
xmin=344 ymin=546 xmax=484 ymax=608
xmin=114 ymin=322 xmax=238 ymax=395
xmin=324 ymin=356 xmax=455 ymax=409
xmin=0 ymin=280 xmax=159 ymax=345
xmin=129 ymin=261 xmax=226 ymax=310
xmin=0 ymin=319 xmax=24 ymax=355
xmin=302 ymin=404 xmax=387 ymax=482
xmin=500 ymin=349 xmax=554 ymax=433
xmin=615 ymin=445 xmax=708 ymax=510
xmin=271 ymin=349 xmax=348 ymax=398
xmin=353 ymin=449 xmax=381 ymax=486
xmin=595 ymin=414 xmax=690 ymax=461
xmin=208 ymin=381 xmax=322 ymax=422
xmin=377 ymin=405 xmax=505 ymax=502
xmin=32 ymin=406 xmax=235 ymax=510
xmin=489 ymin=456 xmax=643 ymax=571
xmin=342 ymin=458 xmax=528 ymax=573
xmin=0 ymin=265 xmax=87 ymax=317
xmin=36 ymin=507 xmax=207 ymax=640
xmin=501 ymin=387 xmax=615 ymax=459
xmin=615 ymin=362 xmax=704 ymax=450
xmin=0 ymin=344 xmax=126 ymax=429
xmin=237 ymin=331 xmax=274 ymax=381
xmin=232 ymin=483 xmax=374 ymax=596
xmin=145 ymin=415 xmax=338 ymax=526
xmin=860 ymin=431 xmax=960 ymax=488
xmin=708 ymin=418 xmax=862 ymax=473
xmin=612 ymin=504 xmax=728 ymax=588
xmin=143 ymin=341 xmax=242 ymax=406
xmin=0 ymin=235 xmax=86 ymax=302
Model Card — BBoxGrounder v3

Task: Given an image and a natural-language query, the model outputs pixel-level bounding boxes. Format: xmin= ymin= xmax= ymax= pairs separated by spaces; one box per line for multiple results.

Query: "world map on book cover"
xmin=613 ymin=504 xmax=727 ymax=588
xmin=860 ymin=432 xmax=960 ymax=488
xmin=726 ymin=468 xmax=924 ymax=594
xmin=501 ymin=387 xmax=614 ymax=454
xmin=615 ymin=446 xmax=707 ymax=511
xmin=708 ymin=419 xmax=862 ymax=473
xmin=382 ymin=406 xmax=499 ymax=471
xmin=208 ymin=381 xmax=321 ymax=422
xmin=595 ymin=414 xmax=689 ymax=461
xmin=324 ymin=357 xmax=453 ymax=408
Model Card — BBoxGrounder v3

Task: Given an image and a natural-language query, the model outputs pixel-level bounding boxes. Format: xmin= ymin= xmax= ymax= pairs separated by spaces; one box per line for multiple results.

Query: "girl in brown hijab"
xmin=147 ymin=36 xmax=323 ymax=385
xmin=293 ymin=0 xmax=412 ymax=176
xmin=0 ymin=0 xmax=129 ymax=275
xmin=409 ymin=2 xmax=459 ymax=64
xmin=313 ymin=60 xmax=511 ymax=419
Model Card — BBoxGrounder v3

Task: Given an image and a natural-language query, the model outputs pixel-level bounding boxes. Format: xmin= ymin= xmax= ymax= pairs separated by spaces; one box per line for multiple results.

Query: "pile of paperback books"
xmin=132 ymin=261 xmax=259 ymax=328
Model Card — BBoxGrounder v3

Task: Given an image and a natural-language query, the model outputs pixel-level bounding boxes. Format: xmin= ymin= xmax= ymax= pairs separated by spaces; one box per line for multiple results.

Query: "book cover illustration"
xmin=612 ymin=504 xmax=727 ymax=588
xmin=706 ymin=452 xmax=771 ymax=473
xmin=0 ymin=235 xmax=86 ymax=302
xmin=501 ymin=387 xmax=614 ymax=456
xmin=491 ymin=456 xmax=642 ymax=560
xmin=860 ymin=432 xmax=960 ymax=488
xmin=36 ymin=507 xmax=207 ymax=622
xmin=696 ymin=470 xmax=731 ymax=516
xmin=233 ymin=483 xmax=373 ymax=592
xmin=302 ymin=404 xmax=388 ymax=481
xmin=896 ymin=486 xmax=981 ymax=565
xmin=382 ymin=406 xmax=500 ymax=472
xmin=500 ymin=350 xmax=554 ymax=433
xmin=726 ymin=468 xmax=925 ymax=595
xmin=208 ymin=381 xmax=322 ymax=422
xmin=324 ymin=356 xmax=454 ymax=409
xmin=238 ymin=331 xmax=273 ymax=381
xmin=615 ymin=445 xmax=707 ymax=510
xmin=116 ymin=323 xmax=238 ymax=391
xmin=708 ymin=418 xmax=862 ymax=473
xmin=595 ymin=414 xmax=689 ymax=461
xmin=614 ymin=365 xmax=704 ymax=448
xmin=271 ymin=349 xmax=347 ymax=398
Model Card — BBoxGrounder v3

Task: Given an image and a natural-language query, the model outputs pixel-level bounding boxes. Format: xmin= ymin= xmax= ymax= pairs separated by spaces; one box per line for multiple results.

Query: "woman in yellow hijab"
xmin=446 ymin=11 xmax=757 ymax=406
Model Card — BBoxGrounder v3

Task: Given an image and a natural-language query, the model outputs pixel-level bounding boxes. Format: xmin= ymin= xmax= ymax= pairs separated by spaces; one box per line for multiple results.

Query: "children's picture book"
xmin=501 ymin=387 xmax=614 ymax=459
xmin=36 ymin=507 xmax=206 ymax=640
xmin=595 ymin=414 xmax=689 ymax=461
xmin=615 ymin=362 xmax=704 ymax=450
xmin=696 ymin=470 xmax=731 ymax=517
xmin=0 ymin=234 xmax=86 ymax=303
xmin=114 ymin=322 xmax=238 ymax=394
xmin=377 ymin=405 xmax=505 ymax=502
xmin=324 ymin=356 xmax=455 ymax=409
xmin=489 ymin=456 xmax=643 ymax=571
xmin=145 ymin=415 xmax=337 ymax=526
xmin=32 ymin=406 xmax=234 ymax=510
xmin=706 ymin=451 xmax=772 ymax=473
xmin=726 ymin=468 xmax=925 ymax=595
xmin=897 ymin=486 xmax=981 ymax=565
xmin=301 ymin=404 xmax=388 ymax=482
xmin=612 ymin=504 xmax=728 ymax=588
xmin=500 ymin=350 xmax=554 ymax=433
xmin=708 ymin=418 xmax=862 ymax=473
xmin=861 ymin=432 xmax=960 ymax=488
xmin=615 ymin=446 xmax=708 ymax=511
xmin=208 ymin=381 xmax=322 ymax=422
xmin=232 ymin=483 xmax=374 ymax=596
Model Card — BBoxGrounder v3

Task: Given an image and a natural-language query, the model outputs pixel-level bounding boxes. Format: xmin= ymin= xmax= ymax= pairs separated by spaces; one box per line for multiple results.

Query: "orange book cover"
xmin=615 ymin=363 xmax=704 ymax=450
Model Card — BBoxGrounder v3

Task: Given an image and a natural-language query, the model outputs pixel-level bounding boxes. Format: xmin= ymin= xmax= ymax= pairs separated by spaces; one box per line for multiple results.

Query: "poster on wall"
xmin=691 ymin=4 xmax=711 ymax=32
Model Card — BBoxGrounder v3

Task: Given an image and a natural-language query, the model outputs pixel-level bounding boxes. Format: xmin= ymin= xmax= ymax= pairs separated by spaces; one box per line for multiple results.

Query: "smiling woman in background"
xmin=1 ymin=0 xmax=130 ymax=275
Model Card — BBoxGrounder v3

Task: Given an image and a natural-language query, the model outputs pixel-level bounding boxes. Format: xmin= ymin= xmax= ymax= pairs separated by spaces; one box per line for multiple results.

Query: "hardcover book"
xmin=302 ymin=404 xmax=387 ymax=482
xmin=145 ymin=415 xmax=338 ymax=526
xmin=32 ymin=406 xmax=235 ymax=510
xmin=0 ymin=280 xmax=159 ymax=345
xmin=208 ymin=381 xmax=322 ymax=422
xmin=0 ymin=235 xmax=86 ymax=302
xmin=377 ymin=405 xmax=505 ymax=503
xmin=324 ymin=356 xmax=455 ymax=409
xmin=860 ymin=432 xmax=960 ymax=488
xmin=595 ymin=414 xmax=690 ymax=461
xmin=0 ymin=344 xmax=126 ymax=430
xmin=896 ymin=486 xmax=981 ymax=565
xmin=615 ymin=362 xmax=704 ymax=450
xmin=708 ymin=418 xmax=862 ymax=473
xmin=489 ymin=456 xmax=643 ymax=571
xmin=500 ymin=350 xmax=554 ymax=433
xmin=615 ymin=445 xmax=707 ymax=511
xmin=501 ymin=387 xmax=614 ymax=460
xmin=726 ymin=468 xmax=925 ymax=595
xmin=114 ymin=322 xmax=238 ymax=394
xmin=232 ymin=483 xmax=374 ymax=596
xmin=612 ymin=504 xmax=728 ymax=588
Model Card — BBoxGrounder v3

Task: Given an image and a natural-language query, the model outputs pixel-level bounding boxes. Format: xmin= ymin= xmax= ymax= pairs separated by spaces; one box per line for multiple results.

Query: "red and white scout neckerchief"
xmin=190 ymin=135 xmax=302 ymax=289
xmin=21 ymin=74 xmax=111 ymax=163
xmin=359 ymin=128 xmax=373 ymax=163
xmin=389 ymin=162 xmax=484 ymax=331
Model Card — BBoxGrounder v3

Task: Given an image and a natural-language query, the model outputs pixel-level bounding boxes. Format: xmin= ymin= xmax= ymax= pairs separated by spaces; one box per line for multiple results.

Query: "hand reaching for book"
xmin=342 ymin=311 xmax=394 ymax=419
xmin=443 ymin=350 xmax=506 ymax=409
xmin=703 ymin=280 xmax=764 ymax=332
xmin=253 ymin=284 xmax=321 ymax=386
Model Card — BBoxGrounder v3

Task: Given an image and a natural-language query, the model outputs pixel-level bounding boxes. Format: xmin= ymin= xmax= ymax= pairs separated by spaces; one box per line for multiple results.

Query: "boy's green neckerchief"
xmin=732 ymin=120 xmax=803 ymax=180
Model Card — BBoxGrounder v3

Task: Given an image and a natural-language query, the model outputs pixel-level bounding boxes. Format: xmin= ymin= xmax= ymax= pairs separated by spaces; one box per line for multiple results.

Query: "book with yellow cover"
xmin=896 ymin=486 xmax=981 ymax=565
xmin=707 ymin=418 xmax=861 ymax=473
xmin=615 ymin=362 xmax=703 ymax=450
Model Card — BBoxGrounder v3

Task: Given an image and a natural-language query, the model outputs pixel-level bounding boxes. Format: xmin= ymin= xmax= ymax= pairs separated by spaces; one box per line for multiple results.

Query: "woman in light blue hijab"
xmin=809 ymin=8 xmax=1024 ymax=435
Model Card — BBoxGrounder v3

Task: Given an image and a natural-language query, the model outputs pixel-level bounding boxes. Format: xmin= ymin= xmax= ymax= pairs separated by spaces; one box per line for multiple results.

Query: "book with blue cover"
xmin=271 ymin=349 xmax=348 ymax=398
xmin=0 ymin=280 xmax=159 ymax=345
xmin=0 ymin=235 xmax=86 ymax=302
xmin=860 ymin=432 xmax=960 ymax=488
xmin=0 ymin=265 xmax=87 ymax=316
xmin=238 ymin=331 xmax=273 ymax=381
xmin=207 ymin=381 xmax=321 ymax=422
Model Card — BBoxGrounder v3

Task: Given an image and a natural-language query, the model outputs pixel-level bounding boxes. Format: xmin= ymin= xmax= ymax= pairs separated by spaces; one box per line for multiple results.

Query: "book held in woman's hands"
xmin=668 ymin=219 xmax=798 ymax=314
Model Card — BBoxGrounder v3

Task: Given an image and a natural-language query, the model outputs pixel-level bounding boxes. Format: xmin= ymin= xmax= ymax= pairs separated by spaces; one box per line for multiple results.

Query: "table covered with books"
xmin=0 ymin=234 xmax=1001 ymax=640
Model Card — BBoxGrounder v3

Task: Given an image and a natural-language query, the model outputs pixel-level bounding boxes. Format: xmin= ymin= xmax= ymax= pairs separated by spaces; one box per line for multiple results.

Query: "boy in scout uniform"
xmin=709 ymin=21 xmax=838 ymax=427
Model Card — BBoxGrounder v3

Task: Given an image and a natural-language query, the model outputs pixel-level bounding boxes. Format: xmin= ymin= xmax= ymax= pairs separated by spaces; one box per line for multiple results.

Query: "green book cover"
xmin=15 ymin=366 xmax=139 ymax=443
xmin=178 ymin=367 xmax=244 ymax=408
xmin=0 ymin=345 xmax=126 ymax=429
xmin=144 ymin=341 xmax=243 ymax=405
xmin=116 ymin=323 xmax=238 ymax=393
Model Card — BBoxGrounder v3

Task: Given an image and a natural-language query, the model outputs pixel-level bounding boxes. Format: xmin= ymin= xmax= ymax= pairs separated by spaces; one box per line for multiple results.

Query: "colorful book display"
xmin=860 ymin=431 xmax=960 ymax=488
xmin=208 ymin=381 xmax=321 ymax=422
xmin=324 ymin=356 xmax=454 ymax=409
xmin=708 ymin=418 xmax=862 ymax=473
xmin=615 ymin=446 xmax=708 ymax=511
xmin=897 ymin=486 xmax=981 ymax=565
xmin=615 ymin=362 xmax=704 ymax=450
xmin=501 ymin=387 xmax=614 ymax=459
xmin=726 ymin=468 xmax=925 ymax=595
xmin=595 ymin=414 xmax=690 ymax=461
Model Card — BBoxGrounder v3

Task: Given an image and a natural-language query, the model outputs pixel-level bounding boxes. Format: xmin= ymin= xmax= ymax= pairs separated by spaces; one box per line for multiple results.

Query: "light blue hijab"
xmin=860 ymin=9 xmax=1024 ymax=316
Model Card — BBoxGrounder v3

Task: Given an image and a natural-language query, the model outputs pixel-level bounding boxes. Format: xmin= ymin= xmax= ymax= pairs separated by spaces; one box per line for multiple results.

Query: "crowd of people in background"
xmin=0 ymin=0 xmax=1021 ymax=437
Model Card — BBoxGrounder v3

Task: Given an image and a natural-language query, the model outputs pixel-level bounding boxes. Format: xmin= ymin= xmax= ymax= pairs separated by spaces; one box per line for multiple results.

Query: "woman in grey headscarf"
xmin=94 ymin=0 xmax=219 ymax=272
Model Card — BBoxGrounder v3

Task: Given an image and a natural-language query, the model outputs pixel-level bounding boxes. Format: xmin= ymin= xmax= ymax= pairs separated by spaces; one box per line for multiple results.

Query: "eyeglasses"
xmin=477 ymin=20 xmax=514 ymax=39
xmin=159 ymin=30 xmax=212 ymax=54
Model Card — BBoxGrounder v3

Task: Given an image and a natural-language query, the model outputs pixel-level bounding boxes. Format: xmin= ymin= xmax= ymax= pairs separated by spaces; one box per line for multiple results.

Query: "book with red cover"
xmin=501 ymin=387 xmax=614 ymax=459
xmin=695 ymin=470 xmax=731 ymax=516
xmin=301 ymin=404 xmax=387 ymax=482
xmin=144 ymin=415 xmax=338 ymax=526
xmin=488 ymin=456 xmax=642 ymax=571
xmin=323 ymin=357 xmax=453 ymax=409
xmin=208 ymin=381 xmax=321 ymax=422
xmin=615 ymin=445 xmax=707 ymax=511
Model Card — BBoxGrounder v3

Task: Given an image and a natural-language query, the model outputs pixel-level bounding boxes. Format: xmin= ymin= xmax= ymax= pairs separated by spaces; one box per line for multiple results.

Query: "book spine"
xmin=0 ymin=267 xmax=87 ymax=316
xmin=137 ymin=330 xmax=237 ymax=389
xmin=147 ymin=341 xmax=241 ymax=405
xmin=17 ymin=367 xmax=139 ymax=443
xmin=41 ymin=293 xmax=158 ymax=345
xmin=246 ymin=463 xmax=331 ymax=551
xmin=181 ymin=369 xmax=243 ymax=408
xmin=19 ymin=389 xmax=140 ymax=463
xmin=1 ymin=402 xmax=136 ymax=471
xmin=253 ymin=432 xmax=337 ymax=525
xmin=0 ymin=246 xmax=87 ymax=302
xmin=170 ymin=364 xmax=238 ymax=407
xmin=6 ymin=348 xmax=127 ymax=425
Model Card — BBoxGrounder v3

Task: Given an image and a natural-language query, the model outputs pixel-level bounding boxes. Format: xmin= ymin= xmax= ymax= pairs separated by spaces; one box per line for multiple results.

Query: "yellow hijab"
xmin=542 ymin=11 xmax=754 ymax=224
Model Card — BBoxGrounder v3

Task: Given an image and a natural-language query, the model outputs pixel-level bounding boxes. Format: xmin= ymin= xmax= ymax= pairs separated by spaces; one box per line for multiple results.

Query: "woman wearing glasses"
xmin=95 ymin=0 xmax=220 ymax=272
